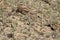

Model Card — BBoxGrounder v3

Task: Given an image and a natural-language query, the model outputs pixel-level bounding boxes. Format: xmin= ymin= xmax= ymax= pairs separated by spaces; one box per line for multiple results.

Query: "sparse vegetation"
xmin=0 ymin=0 xmax=60 ymax=40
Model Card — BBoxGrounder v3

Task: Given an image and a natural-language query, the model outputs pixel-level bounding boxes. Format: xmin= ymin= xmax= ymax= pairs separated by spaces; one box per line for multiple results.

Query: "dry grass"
xmin=0 ymin=0 xmax=60 ymax=40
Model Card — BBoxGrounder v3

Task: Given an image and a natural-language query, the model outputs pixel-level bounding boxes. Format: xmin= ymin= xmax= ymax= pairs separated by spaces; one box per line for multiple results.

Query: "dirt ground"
xmin=0 ymin=0 xmax=60 ymax=40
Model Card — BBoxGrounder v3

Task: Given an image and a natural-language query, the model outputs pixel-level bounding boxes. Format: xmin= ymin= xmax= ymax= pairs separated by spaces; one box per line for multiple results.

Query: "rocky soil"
xmin=0 ymin=0 xmax=60 ymax=40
